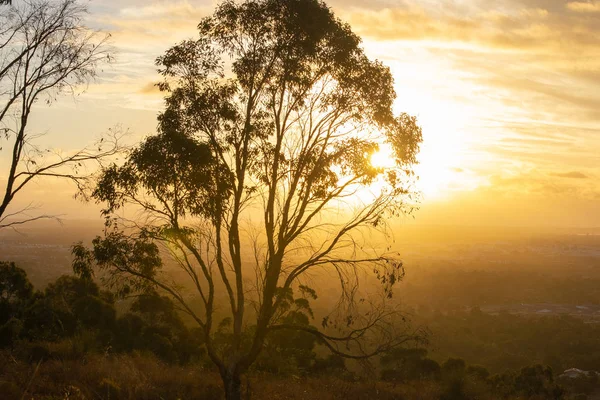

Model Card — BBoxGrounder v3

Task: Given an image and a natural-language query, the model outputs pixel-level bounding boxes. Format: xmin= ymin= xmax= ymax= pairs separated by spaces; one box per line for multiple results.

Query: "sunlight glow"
xmin=370 ymin=145 xmax=396 ymax=169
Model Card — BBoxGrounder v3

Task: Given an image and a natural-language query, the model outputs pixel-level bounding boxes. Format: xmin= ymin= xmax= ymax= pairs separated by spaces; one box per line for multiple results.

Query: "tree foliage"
xmin=0 ymin=260 xmax=205 ymax=364
xmin=21 ymin=275 xmax=115 ymax=341
xmin=0 ymin=260 xmax=33 ymax=306
xmin=381 ymin=347 xmax=441 ymax=382
xmin=0 ymin=261 xmax=33 ymax=344
xmin=75 ymin=0 xmax=423 ymax=398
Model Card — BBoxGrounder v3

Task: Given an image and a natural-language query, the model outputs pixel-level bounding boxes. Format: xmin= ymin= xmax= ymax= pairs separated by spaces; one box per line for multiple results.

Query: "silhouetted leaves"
xmin=85 ymin=1 xmax=423 ymax=397
xmin=72 ymin=230 xmax=162 ymax=298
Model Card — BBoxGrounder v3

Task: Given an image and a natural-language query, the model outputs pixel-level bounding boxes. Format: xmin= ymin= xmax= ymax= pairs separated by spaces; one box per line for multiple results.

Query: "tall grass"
xmin=0 ymin=350 xmax=566 ymax=400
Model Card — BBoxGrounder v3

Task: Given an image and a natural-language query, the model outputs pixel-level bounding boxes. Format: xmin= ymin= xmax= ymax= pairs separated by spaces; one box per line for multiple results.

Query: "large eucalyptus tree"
xmin=74 ymin=0 xmax=423 ymax=398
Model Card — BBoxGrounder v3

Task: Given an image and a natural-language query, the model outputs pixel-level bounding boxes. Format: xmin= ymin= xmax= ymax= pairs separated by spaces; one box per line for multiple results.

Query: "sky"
xmin=4 ymin=0 xmax=600 ymax=228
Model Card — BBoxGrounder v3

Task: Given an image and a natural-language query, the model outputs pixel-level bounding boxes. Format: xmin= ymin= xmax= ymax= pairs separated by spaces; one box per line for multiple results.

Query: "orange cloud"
xmin=550 ymin=171 xmax=589 ymax=179
xmin=139 ymin=82 xmax=162 ymax=95
xmin=567 ymin=1 xmax=600 ymax=12
xmin=342 ymin=4 xmax=600 ymax=55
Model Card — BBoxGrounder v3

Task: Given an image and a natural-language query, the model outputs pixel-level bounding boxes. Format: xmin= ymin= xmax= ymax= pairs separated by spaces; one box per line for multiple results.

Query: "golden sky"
xmin=6 ymin=0 xmax=600 ymax=227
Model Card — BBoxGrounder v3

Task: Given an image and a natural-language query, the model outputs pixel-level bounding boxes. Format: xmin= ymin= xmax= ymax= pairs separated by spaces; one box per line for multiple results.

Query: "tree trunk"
xmin=222 ymin=369 xmax=242 ymax=400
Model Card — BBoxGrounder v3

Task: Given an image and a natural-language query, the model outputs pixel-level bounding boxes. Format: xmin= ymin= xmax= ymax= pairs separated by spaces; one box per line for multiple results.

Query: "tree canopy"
xmin=74 ymin=0 xmax=423 ymax=398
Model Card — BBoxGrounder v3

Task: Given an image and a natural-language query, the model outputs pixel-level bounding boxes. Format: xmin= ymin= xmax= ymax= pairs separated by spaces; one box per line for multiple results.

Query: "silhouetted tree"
xmin=0 ymin=261 xmax=33 ymax=345
xmin=74 ymin=0 xmax=423 ymax=398
xmin=0 ymin=0 xmax=121 ymax=229
xmin=0 ymin=261 xmax=33 ymax=310
xmin=440 ymin=358 xmax=469 ymax=400
xmin=490 ymin=365 xmax=564 ymax=399
xmin=126 ymin=291 xmax=204 ymax=363
xmin=254 ymin=287 xmax=319 ymax=374
xmin=381 ymin=347 xmax=441 ymax=382
xmin=23 ymin=275 xmax=115 ymax=341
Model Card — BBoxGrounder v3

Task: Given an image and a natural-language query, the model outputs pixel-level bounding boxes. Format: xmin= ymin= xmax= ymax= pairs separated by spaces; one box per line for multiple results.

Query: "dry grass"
xmin=0 ymin=350 xmax=442 ymax=400
xmin=249 ymin=375 xmax=441 ymax=400
xmin=0 ymin=351 xmax=222 ymax=400
xmin=0 ymin=350 xmax=524 ymax=400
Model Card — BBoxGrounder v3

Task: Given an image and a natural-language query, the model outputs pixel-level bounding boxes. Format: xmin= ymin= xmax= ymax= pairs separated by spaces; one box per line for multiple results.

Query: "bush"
xmin=381 ymin=348 xmax=441 ymax=382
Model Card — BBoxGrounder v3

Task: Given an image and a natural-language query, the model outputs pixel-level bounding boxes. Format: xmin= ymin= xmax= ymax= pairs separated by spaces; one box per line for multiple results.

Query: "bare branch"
xmin=0 ymin=0 xmax=115 ymax=228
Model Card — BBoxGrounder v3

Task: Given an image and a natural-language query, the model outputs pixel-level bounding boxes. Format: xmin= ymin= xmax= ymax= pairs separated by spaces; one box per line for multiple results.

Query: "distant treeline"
xmin=402 ymin=266 xmax=600 ymax=309
xmin=420 ymin=308 xmax=600 ymax=374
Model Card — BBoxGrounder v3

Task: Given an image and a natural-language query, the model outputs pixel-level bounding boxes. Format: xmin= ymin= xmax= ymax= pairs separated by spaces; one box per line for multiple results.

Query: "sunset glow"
xmin=1 ymin=0 xmax=598 ymax=227
xmin=3 ymin=1 xmax=600 ymax=396
xmin=370 ymin=145 xmax=395 ymax=170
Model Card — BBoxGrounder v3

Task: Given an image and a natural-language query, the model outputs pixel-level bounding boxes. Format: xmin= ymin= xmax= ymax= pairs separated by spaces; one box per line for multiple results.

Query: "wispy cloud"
xmin=567 ymin=1 xmax=600 ymax=13
xmin=139 ymin=81 xmax=162 ymax=95
xmin=342 ymin=3 xmax=600 ymax=54
xmin=550 ymin=171 xmax=589 ymax=179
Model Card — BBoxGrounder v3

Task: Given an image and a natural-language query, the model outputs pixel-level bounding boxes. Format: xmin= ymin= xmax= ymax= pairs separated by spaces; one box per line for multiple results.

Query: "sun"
xmin=370 ymin=144 xmax=396 ymax=169
xmin=369 ymin=143 xmax=469 ymax=200
xmin=369 ymin=138 xmax=483 ymax=201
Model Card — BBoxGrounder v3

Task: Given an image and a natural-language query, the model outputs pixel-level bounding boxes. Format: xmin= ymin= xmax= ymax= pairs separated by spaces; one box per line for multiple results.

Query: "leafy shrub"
xmin=381 ymin=348 xmax=441 ymax=382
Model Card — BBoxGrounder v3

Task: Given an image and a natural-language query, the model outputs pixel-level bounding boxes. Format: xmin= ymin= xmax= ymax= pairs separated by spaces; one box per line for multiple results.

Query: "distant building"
xmin=560 ymin=368 xmax=599 ymax=379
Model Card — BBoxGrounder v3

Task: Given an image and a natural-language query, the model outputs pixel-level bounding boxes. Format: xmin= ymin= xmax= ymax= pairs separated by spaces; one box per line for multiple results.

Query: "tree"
xmin=491 ymin=365 xmax=564 ymax=399
xmin=22 ymin=275 xmax=115 ymax=341
xmin=0 ymin=261 xmax=33 ymax=345
xmin=0 ymin=0 xmax=120 ymax=229
xmin=0 ymin=261 xmax=33 ymax=309
xmin=121 ymin=290 xmax=205 ymax=363
xmin=253 ymin=287 xmax=319 ymax=374
xmin=73 ymin=0 xmax=424 ymax=398
xmin=381 ymin=347 xmax=441 ymax=382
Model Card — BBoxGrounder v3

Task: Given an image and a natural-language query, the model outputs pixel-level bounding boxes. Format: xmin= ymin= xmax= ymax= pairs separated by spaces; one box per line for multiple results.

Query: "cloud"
xmin=342 ymin=8 xmax=479 ymax=44
xmin=480 ymin=168 xmax=599 ymax=201
xmin=342 ymin=3 xmax=600 ymax=56
xmin=139 ymin=82 xmax=162 ymax=95
xmin=567 ymin=1 xmax=600 ymax=13
xmin=480 ymin=73 xmax=600 ymax=121
xmin=550 ymin=171 xmax=589 ymax=179
xmin=83 ymin=2 xmax=215 ymax=109
xmin=94 ymin=2 xmax=213 ymax=52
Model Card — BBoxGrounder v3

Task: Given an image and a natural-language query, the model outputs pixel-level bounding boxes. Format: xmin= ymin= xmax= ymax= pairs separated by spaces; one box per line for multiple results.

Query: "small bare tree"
xmin=0 ymin=0 xmax=119 ymax=229
xmin=74 ymin=1 xmax=424 ymax=399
